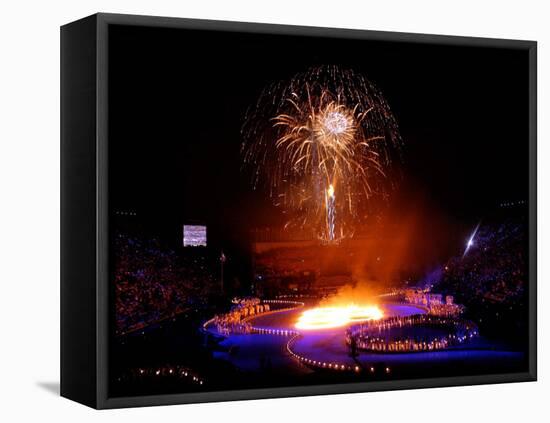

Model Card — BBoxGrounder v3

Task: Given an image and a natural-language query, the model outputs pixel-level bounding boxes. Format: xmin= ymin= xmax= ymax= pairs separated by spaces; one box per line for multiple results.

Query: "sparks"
xmin=324 ymin=111 xmax=349 ymax=134
xmin=327 ymin=184 xmax=335 ymax=198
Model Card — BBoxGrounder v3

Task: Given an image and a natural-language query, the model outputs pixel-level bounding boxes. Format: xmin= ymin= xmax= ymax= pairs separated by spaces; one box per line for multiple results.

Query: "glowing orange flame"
xmin=327 ymin=184 xmax=335 ymax=198
xmin=295 ymin=304 xmax=383 ymax=330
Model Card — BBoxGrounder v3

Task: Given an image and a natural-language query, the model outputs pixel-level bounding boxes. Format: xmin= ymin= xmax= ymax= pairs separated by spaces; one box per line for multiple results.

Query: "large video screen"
xmin=183 ymin=225 xmax=207 ymax=247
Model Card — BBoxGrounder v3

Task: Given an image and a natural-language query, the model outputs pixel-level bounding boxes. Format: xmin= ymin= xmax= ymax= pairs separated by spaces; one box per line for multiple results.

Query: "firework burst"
xmin=241 ymin=65 xmax=402 ymax=242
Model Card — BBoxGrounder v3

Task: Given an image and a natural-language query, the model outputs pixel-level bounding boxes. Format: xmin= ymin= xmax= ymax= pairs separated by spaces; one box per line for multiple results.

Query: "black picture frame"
xmin=61 ymin=12 xmax=537 ymax=409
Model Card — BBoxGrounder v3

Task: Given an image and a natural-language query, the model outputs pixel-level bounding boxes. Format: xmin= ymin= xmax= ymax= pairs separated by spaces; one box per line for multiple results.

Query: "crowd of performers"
xmin=210 ymin=297 xmax=271 ymax=335
xmin=404 ymin=290 xmax=464 ymax=317
xmin=346 ymin=314 xmax=479 ymax=354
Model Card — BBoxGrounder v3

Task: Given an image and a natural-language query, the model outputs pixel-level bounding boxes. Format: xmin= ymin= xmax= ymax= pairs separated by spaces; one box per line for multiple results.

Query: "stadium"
xmin=110 ymin=205 xmax=528 ymax=396
xmin=107 ymin=26 xmax=530 ymax=397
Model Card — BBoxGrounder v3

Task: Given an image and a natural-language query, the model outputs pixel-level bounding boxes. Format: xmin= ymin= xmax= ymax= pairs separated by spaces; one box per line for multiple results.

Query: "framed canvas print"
xmin=61 ymin=13 xmax=537 ymax=409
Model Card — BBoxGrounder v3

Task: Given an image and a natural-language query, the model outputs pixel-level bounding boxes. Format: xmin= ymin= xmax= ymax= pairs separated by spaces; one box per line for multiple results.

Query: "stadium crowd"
xmin=434 ymin=218 xmax=527 ymax=342
xmin=437 ymin=219 xmax=526 ymax=307
xmin=114 ymin=233 xmax=217 ymax=334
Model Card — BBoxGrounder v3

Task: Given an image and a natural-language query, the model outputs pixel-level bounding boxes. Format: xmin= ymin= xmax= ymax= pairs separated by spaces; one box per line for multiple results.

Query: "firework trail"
xmin=326 ymin=184 xmax=336 ymax=241
xmin=241 ymin=65 xmax=402 ymax=242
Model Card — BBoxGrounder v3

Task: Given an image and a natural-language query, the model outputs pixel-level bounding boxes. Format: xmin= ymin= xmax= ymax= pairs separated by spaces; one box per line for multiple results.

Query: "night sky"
xmin=108 ymin=24 xmax=529 ymax=260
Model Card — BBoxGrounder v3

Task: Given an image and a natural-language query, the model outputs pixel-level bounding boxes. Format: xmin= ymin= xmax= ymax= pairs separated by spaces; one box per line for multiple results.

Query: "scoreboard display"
xmin=183 ymin=225 xmax=207 ymax=247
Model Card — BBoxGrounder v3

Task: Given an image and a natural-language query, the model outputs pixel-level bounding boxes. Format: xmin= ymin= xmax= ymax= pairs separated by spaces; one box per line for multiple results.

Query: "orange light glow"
xmin=295 ymin=304 xmax=383 ymax=330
